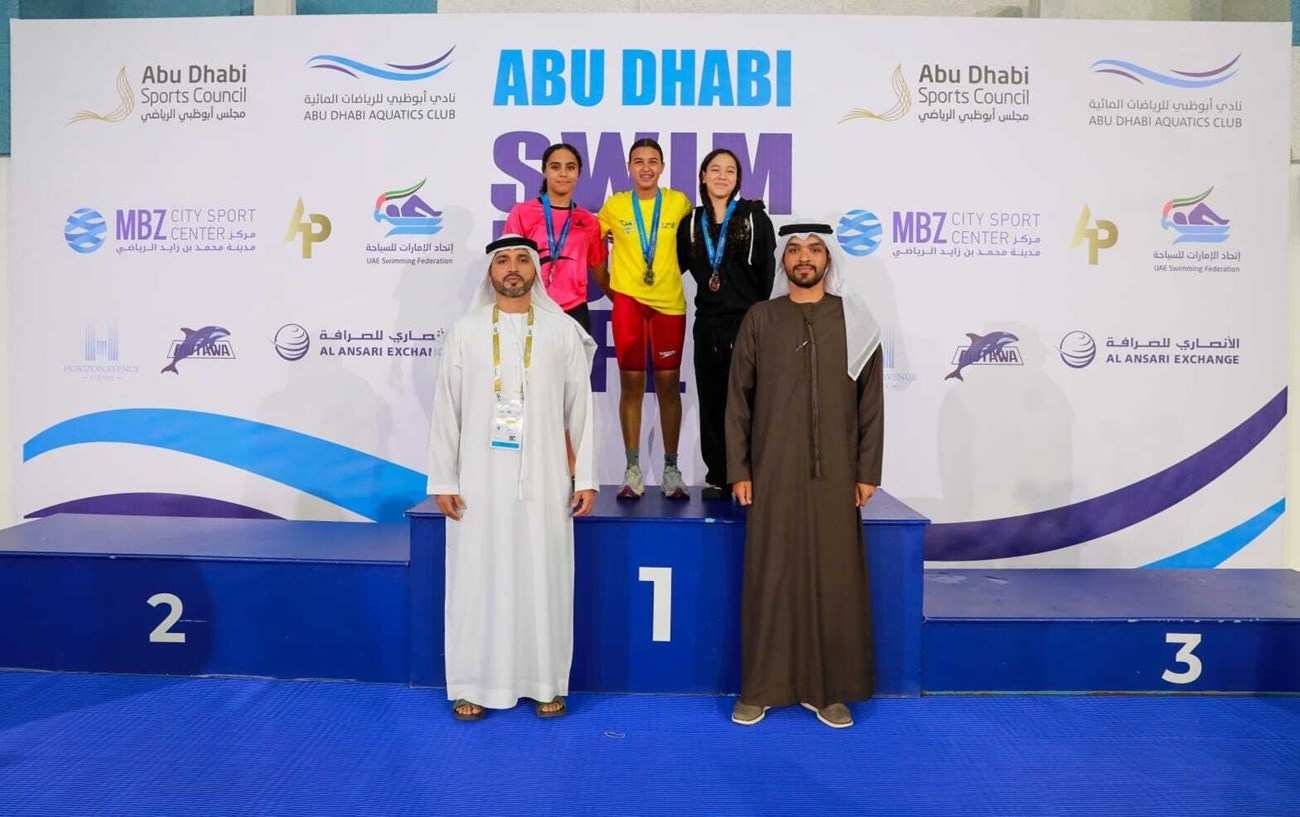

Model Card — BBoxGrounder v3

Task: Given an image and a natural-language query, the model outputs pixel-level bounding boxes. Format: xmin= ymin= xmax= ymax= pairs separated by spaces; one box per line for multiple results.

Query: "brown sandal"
xmin=534 ymin=697 xmax=567 ymax=718
xmin=453 ymin=699 xmax=484 ymax=721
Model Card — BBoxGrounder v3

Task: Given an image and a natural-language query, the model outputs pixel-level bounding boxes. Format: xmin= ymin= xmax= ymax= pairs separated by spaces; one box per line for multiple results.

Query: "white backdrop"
xmin=9 ymin=14 xmax=1291 ymax=566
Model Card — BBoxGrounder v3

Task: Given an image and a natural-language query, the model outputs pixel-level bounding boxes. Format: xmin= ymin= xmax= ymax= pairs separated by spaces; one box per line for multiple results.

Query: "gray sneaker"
xmin=662 ymin=465 xmax=690 ymax=500
xmin=617 ymin=464 xmax=644 ymax=499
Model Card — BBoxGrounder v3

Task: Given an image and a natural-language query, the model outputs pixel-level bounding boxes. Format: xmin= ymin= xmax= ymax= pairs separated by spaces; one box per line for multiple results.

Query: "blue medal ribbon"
xmin=632 ymin=189 xmax=663 ymax=285
xmin=700 ymin=198 xmax=737 ymax=273
xmin=539 ymin=196 xmax=574 ymax=287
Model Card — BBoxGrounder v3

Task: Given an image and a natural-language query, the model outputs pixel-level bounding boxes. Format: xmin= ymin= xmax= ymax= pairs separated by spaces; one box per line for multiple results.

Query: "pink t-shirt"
xmin=503 ymin=198 xmax=608 ymax=312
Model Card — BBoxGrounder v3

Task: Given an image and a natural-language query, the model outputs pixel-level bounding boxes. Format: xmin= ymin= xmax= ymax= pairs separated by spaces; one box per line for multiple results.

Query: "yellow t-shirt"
xmin=598 ymin=188 xmax=694 ymax=315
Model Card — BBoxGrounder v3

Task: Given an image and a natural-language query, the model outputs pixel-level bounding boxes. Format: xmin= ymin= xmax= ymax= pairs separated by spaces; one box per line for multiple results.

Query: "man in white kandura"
xmin=427 ymin=234 xmax=598 ymax=721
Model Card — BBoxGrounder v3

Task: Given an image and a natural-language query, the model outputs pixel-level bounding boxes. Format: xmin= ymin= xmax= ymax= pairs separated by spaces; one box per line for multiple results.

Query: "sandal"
xmin=452 ymin=699 xmax=484 ymax=721
xmin=534 ymin=697 xmax=567 ymax=718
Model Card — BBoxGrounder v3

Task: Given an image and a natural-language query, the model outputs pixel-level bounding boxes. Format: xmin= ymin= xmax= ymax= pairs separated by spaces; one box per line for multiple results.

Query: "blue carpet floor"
xmin=0 ymin=671 xmax=1296 ymax=816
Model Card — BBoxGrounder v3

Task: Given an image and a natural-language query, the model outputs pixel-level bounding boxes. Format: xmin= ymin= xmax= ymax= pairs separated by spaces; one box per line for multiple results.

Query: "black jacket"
xmin=676 ymin=198 xmax=777 ymax=318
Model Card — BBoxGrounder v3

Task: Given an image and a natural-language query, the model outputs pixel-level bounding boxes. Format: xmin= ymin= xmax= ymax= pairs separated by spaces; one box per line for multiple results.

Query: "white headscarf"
xmin=771 ymin=221 xmax=881 ymax=380
xmin=472 ymin=234 xmax=597 ymax=363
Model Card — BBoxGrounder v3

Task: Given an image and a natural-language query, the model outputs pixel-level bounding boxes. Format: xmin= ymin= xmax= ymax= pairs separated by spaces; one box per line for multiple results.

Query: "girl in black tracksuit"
xmin=676 ymin=148 xmax=777 ymax=498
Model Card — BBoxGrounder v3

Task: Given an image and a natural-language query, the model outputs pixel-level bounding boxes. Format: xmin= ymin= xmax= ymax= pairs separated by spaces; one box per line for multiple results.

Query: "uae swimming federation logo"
xmin=307 ymin=47 xmax=455 ymax=81
xmin=1090 ymin=53 xmax=1239 ymax=89
xmin=273 ymin=324 xmax=311 ymax=362
xmin=65 ymin=208 xmax=107 ymax=254
xmin=836 ymin=210 xmax=883 ymax=257
xmin=946 ymin=331 xmax=1022 ymax=382
xmin=162 ymin=326 xmax=234 ymax=374
xmin=67 ymin=67 xmax=135 ymax=125
xmin=840 ymin=64 xmax=911 ymax=124
xmin=1162 ymin=188 xmax=1229 ymax=245
xmin=374 ymin=179 xmax=443 ymax=237
xmin=1057 ymin=331 xmax=1096 ymax=369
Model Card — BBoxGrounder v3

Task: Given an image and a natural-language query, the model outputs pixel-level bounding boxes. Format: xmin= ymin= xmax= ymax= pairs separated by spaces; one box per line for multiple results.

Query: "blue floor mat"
xmin=0 ymin=671 xmax=1297 ymax=816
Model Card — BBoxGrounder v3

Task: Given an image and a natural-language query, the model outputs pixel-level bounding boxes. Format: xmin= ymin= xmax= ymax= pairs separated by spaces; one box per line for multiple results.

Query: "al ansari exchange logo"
xmin=273 ymin=324 xmax=311 ymax=362
xmin=67 ymin=67 xmax=135 ymax=125
xmin=286 ymin=198 xmax=332 ymax=259
xmin=1070 ymin=205 xmax=1118 ymax=265
xmin=1057 ymin=330 xmax=1097 ymax=369
xmin=840 ymin=63 xmax=911 ymax=124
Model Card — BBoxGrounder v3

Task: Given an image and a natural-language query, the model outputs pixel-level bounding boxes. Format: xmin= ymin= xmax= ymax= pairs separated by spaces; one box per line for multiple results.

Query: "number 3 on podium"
xmin=1161 ymin=632 xmax=1202 ymax=684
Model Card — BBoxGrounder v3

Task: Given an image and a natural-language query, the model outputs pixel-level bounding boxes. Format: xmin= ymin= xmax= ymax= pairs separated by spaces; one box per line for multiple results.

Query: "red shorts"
xmin=611 ymin=291 xmax=686 ymax=372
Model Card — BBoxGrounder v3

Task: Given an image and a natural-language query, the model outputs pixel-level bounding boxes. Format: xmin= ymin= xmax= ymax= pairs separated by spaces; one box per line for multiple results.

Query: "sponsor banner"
xmin=9 ymin=15 xmax=1290 ymax=566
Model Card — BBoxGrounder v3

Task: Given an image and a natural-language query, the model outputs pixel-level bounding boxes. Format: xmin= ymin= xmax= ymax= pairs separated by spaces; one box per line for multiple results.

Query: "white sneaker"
xmin=662 ymin=465 xmax=690 ymax=500
xmin=618 ymin=464 xmax=644 ymax=499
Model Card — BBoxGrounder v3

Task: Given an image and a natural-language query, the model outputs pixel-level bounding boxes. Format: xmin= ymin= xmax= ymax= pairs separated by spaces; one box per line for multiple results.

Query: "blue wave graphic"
xmin=1142 ymin=499 xmax=1285 ymax=569
xmin=926 ymin=389 xmax=1286 ymax=561
xmin=307 ymin=47 xmax=454 ymax=81
xmin=1090 ymin=55 xmax=1238 ymax=88
xmin=23 ymin=410 xmax=426 ymax=522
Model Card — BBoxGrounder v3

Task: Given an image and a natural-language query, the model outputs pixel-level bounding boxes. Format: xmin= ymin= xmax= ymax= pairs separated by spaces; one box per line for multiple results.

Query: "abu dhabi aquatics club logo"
xmin=840 ymin=64 xmax=911 ymax=124
xmin=307 ymin=47 xmax=455 ymax=81
xmin=1090 ymin=53 xmax=1239 ymax=89
xmin=67 ymin=67 xmax=135 ymax=125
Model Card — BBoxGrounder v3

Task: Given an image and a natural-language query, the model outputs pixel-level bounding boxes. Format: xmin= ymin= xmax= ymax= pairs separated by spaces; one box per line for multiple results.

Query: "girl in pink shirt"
xmin=503 ymin=143 xmax=607 ymax=334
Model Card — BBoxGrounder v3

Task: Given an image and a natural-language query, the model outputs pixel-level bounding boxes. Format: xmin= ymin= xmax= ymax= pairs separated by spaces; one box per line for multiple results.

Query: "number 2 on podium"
xmin=148 ymin=592 xmax=187 ymax=643
xmin=1162 ymin=632 xmax=1202 ymax=684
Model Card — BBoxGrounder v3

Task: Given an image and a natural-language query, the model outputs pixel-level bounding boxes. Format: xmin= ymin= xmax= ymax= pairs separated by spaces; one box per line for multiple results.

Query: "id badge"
xmin=490 ymin=398 xmax=524 ymax=450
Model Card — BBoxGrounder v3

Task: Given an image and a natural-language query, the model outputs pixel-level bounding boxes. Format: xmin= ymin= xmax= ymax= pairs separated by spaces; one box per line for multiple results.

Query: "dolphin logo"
xmin=162 ymin=326 xmax=231 ymax=374
xmin=945 ymin=331 xmax=1019 ymax=381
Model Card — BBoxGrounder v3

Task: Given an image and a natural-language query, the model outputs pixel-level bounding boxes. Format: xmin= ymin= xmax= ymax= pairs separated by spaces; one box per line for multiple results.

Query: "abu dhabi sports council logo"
xmin=836 ymin=210 xmax=883 ymax=257
xmin=1057 ymin=331 xmax=1097 ymax=369
xmin=307 ymin=47 xmax=455 ymax=81
xmin=375 ymin=179 xmax=443 ymax=237
xmin=273 ymin=324 xmax=311 ymax=361
xmin=1090 ymin=53 xmax=1239 ymax=89
xmin=65 ymin=208 xmax=108 ymax=254
xmin=945 ymin=331 xmax=1022 ymax=382
xmin=840 ymin=64 xmax=911 ymax=123
xmin=1162 ymin=187 xmax=1229 ymax=244
xmin=67 ymin=67 xmax=135 ymax=125
xmin=162 ymin=326 xmax=234 ymax=374
xmin=286 ymin=198 xmax=332 ymax=259
xmin=1070 ymin=205 xmax=1118 ymax=265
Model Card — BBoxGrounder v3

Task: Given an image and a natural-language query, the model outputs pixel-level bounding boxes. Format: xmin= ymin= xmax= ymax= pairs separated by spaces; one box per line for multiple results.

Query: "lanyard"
xmin=700 ymin=199 xmax=737 ymax=273
xmin=539 ymin=196 xmax=574 ymax=287
xmin=492 ymin=305 xmax=534 ymax=399
xmin=632 ymin=189 xmax=663 ymax=285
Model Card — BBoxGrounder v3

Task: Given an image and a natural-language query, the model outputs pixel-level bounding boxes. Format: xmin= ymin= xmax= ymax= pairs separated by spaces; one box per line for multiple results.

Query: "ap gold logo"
xmin=1070 ymin=205 xmax=1118 ymax=265
xmin=286 ymin=198 xmax=332 ymax=259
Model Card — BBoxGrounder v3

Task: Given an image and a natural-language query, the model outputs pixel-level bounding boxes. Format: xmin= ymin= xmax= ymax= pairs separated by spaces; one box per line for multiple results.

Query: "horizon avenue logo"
xmin=840 ymin=63 xmax=911 ymax=124
xmin=67 ymin=67 xmax=135 ymax=125
xmin=162 ymin=325 xmax=234 ymax=374
xmin=945 ymin=331 xmax=1022 ymax=382
xmin=1070 ymin=205 xmax=1118 ymax=265
xmin=286 ymin=198 xmax=332 ymax=258
xmin=64 ymin=319 xmax=140 ymax=382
